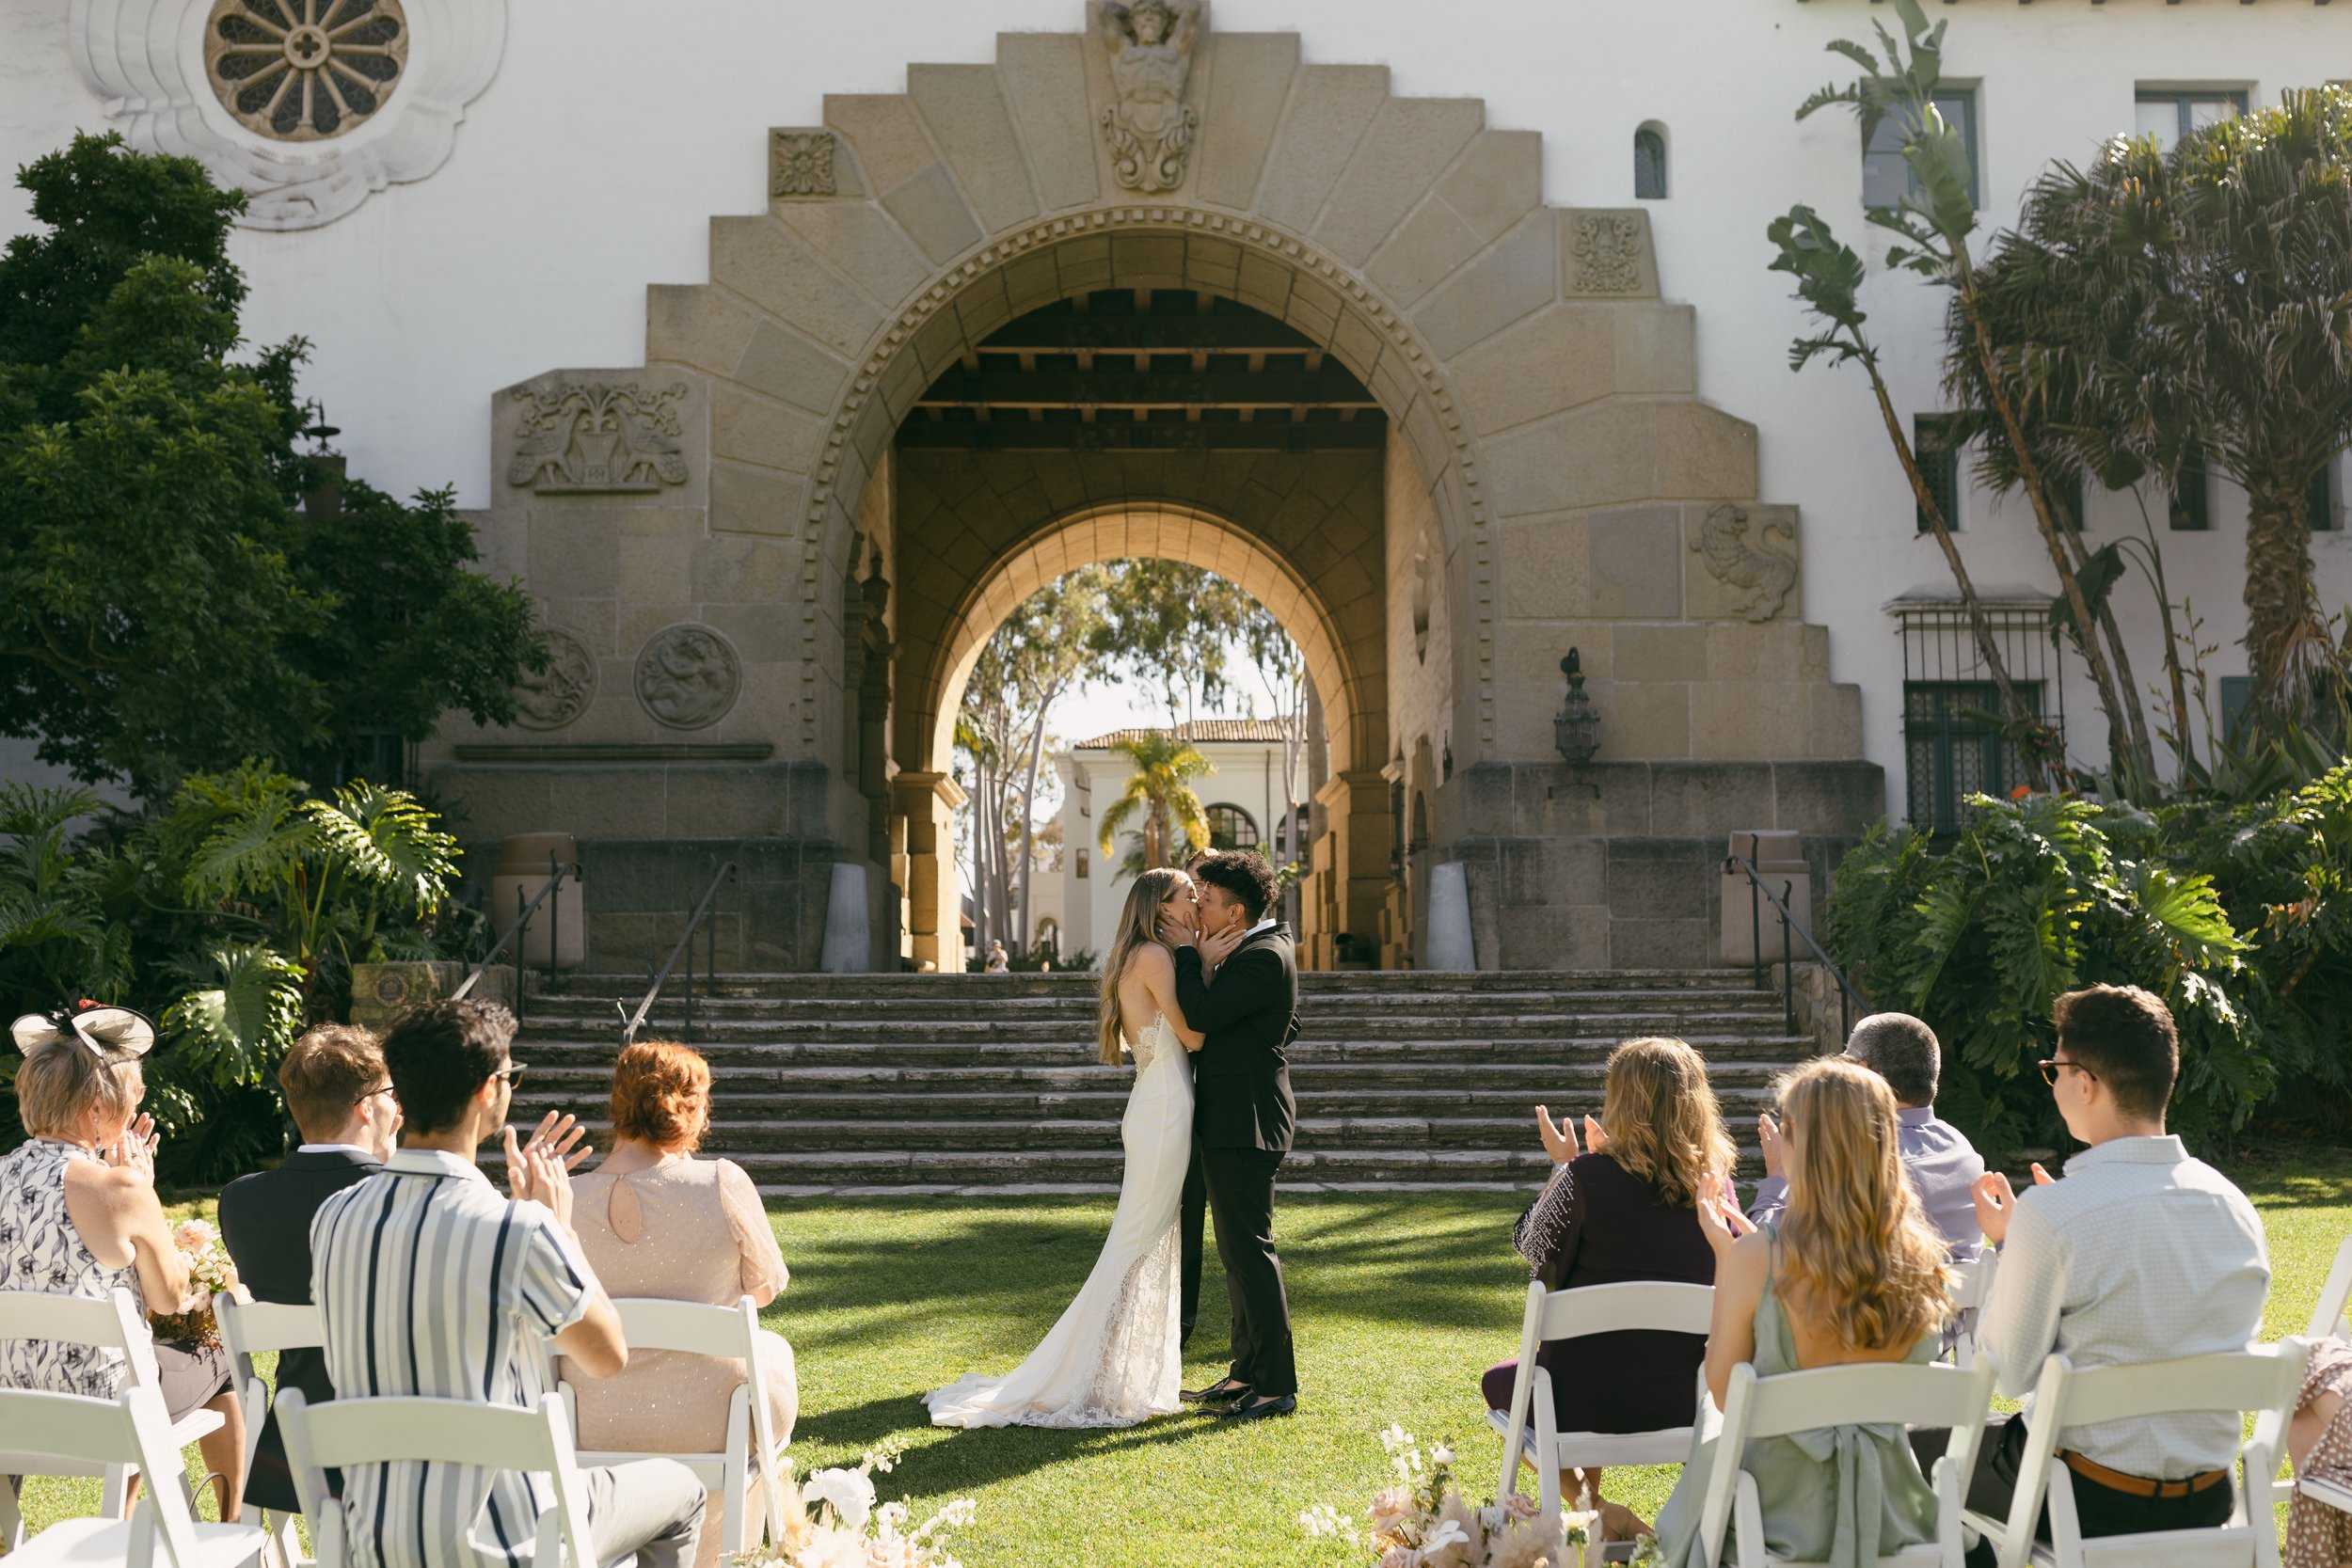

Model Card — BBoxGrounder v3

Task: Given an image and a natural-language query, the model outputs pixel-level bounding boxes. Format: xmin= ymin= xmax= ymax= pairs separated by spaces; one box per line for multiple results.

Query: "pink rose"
xmin=1369 ymin=1486 xmax=1415 ymax=1524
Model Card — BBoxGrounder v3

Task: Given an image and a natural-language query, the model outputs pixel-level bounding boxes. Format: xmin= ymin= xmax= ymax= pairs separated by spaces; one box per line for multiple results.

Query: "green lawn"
xmin=12 ymin=1146 xmax=2351 ymax=1566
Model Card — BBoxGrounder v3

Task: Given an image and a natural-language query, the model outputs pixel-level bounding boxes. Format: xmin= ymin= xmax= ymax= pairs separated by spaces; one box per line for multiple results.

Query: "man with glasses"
xmin=1953 ymin=984 xmax=2270 ymax=1554
xmin=311 ymin=999 xmax=704 ymax=1568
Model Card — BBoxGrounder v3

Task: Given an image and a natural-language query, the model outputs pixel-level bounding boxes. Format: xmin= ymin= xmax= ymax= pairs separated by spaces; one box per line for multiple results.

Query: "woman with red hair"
xmin=565 ymin=1039 xmax=795 ymax=1567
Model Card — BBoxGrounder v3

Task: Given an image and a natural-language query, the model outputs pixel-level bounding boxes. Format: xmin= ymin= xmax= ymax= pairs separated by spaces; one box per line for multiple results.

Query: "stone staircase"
xmin=509 ymin=971 xmax=1815 ymax=1196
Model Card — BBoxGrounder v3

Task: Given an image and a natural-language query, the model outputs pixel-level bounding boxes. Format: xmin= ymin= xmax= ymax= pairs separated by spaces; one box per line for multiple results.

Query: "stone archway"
xmin=432 ymin=7 xmax=1882 ymax=974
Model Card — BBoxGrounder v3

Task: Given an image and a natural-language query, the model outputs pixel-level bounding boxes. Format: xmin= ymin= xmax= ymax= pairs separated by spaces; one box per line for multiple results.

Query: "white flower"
xmin=1431 ymin=1444 xmax=1454 ymax=1467
xmin=802 ymin=1467 xmax=876 ymax=1533
xmin=872 ymin=1501 xmax=910 ymax=1538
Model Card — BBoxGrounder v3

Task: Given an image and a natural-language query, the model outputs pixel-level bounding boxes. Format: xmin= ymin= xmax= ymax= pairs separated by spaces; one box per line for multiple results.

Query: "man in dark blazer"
xmin=217 ymin=1024 xmax=400 ymax=1514
xmin=1160 ymin=849 xmax=1300 ymax=1420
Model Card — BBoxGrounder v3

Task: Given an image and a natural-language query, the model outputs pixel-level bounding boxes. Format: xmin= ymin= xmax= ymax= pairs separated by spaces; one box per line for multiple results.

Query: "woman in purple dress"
xmin=1482 ymin=1035 xmax=1735 ymax=1543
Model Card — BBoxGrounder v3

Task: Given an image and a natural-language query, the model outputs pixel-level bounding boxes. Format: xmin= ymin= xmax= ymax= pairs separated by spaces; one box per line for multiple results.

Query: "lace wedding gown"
xmin=924 ymin=1011 xmax=1192 ymax=1428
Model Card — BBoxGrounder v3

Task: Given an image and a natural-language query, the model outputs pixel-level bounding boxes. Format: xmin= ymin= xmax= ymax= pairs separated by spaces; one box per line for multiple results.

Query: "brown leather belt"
xmin=2058 ymin=1449 xmax=2230 ymax=1499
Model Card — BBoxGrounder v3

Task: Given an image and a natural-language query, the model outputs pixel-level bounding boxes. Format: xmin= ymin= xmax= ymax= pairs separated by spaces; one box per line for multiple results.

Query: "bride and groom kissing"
xmin=925 ymin=850 xmax=1302 ymax=1429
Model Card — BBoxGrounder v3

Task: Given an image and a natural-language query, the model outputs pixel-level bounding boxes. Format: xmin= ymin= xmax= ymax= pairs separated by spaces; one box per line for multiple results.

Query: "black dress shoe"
xmin=1181 ymin=1376 xmax=1252 ymax=1405
xmin=1216 ymin=1392 xmax=1296 ymax=1420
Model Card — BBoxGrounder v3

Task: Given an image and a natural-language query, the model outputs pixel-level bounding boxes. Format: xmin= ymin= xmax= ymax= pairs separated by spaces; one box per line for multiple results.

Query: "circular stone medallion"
xmin=634 ymin=625 xmax=742 ymax=730
xmin=512 ymin=627 xmax=599 ymax=731
xmin=206 ymin=0 xmax=409 ymax=142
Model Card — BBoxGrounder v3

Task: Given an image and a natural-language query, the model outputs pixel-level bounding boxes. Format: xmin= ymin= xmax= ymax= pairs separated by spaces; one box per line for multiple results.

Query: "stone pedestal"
xmin=893 ymin=770 xmax=966 ymax=974
xmin=1721 ymin=829 xmax=1812 ymax=968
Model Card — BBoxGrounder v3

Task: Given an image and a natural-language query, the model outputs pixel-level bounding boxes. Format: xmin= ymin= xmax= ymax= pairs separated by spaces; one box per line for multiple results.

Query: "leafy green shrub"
xmin=0 ymin=766 xmax=469 ymax=1181
xmin=1828 ymin=792 xmax=2256 ymax=1154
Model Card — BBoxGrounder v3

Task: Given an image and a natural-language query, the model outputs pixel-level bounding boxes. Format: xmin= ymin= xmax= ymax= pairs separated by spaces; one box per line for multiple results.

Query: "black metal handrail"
xmin=453 ymin=853 xmax=580 ymax=1029
xmin=1724 ymin=850 xmax=1870 ymax=1044
xmin=618 ymin=860 xmax=738 ymax=1045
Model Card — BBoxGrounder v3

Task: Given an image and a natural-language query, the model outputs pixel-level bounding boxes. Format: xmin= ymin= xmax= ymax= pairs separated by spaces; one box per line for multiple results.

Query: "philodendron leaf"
xmin=163 ymin=943 xmax=305 ymax=1089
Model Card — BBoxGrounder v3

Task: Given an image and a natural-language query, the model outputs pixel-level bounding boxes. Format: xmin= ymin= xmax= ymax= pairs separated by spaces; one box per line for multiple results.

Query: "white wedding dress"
xmin=924 ymin=1010 xmax=1193 ymax=1428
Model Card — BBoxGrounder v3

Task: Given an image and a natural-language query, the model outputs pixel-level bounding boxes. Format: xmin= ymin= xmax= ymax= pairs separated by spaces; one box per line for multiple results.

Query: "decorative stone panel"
xmin=495 ymin=370 xmax=708 ymax=506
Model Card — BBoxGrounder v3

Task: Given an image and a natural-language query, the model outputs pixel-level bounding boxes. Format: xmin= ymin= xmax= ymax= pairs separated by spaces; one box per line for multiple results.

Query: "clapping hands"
xmin=1970 ymin=1162 xmax=2053 ymax=1247
xmin=102 ymin=1114 xmax=160 ymax=1185
xmin=1534 ymin=1105 xmax=1608 ymax=1164
xmin=503 ymin=1125 xmax=577 ymax=1230
xmin=1694 ymin=1172 xmax=1756 ymax=1256
xmin=516 ymin=1109 xmax=596 ymax=1172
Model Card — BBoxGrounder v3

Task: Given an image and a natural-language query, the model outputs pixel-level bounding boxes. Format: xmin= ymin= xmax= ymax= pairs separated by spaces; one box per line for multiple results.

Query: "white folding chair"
xmin=1691 ymin=1353 xmax=2001 ymax=1568
xmin=277 ymin=1390 xmax=602 ymax=1568
xmin=1489 ymin=1279 xmax=1715 ymax=1523
xmin=215 ymin=1292 xmax=324 ymax=1568
xmin=1966 ymin=1340 xmax=2307 ymax=1568
xmin=1948 ymin=1253 xmax=1998 ymax=1366
xmin=0 ymin=1289 xmax=228 ymax=1548
xmin=556 ymin=1296 xmax=789 ymax=1558
xmin=2305 ymin=1235 xmax=2352 ymax=1342
xmin=0 ymin=1384 xmax=267 ymax=1568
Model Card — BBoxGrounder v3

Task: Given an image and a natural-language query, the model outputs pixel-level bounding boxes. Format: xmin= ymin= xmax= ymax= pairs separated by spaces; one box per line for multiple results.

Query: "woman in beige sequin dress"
xmin=564 ymin=1040 xmax=795 ymax=1567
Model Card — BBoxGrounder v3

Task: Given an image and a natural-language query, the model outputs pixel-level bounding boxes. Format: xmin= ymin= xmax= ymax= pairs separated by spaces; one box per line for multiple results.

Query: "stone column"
xmin=893 ymin=770 xmax=966 ymax=974
xmin=1311 ymin=770 xmax=1395 ymax=966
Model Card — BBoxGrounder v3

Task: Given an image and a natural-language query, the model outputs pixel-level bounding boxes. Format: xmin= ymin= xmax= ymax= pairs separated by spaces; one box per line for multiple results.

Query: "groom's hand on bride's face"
xmin=1157 ymin=910 xmax=1196 ymax=948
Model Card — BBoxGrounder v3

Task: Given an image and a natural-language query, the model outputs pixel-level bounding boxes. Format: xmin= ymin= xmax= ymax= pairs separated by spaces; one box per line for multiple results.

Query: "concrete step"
xmin=510 ymin=1033 xmax=1815 ymax=1069
xmin=539 ymin=969 xmax=1770 ymax=1001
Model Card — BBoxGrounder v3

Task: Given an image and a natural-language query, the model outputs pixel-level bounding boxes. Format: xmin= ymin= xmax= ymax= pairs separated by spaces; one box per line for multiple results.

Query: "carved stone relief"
xmin=1097 ymin=0 xmax=1200 ymax=193
xmin=771 ymin=131 xmax=837 ymax=198
xmin=507 ymin=381 xmax=690 ymax=495
xmin=635 ymin=625 xmax=741 ymax=730
xmin=205 ymin=0 xmax=408 ymax=142
xmin=511 ymin=627 xmax=597 ymax=730
xmin=71 ymin=0 xmax=506 ymax=230
xmin=1569 ymin=213 xmax=1646 ymax=294
xmin=1691 ymin=503 xmax=1797 ymax=623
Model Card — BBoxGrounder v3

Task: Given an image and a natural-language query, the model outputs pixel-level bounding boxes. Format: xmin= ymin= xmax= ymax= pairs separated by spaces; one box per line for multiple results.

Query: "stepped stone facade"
xmin=424 ymin=4 xmax=1880 ymax=974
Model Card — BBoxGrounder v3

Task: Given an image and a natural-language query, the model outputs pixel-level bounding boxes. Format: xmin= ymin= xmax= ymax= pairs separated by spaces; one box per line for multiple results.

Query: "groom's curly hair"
xmin=1193 ymin=849 xmax=1277 ymax=924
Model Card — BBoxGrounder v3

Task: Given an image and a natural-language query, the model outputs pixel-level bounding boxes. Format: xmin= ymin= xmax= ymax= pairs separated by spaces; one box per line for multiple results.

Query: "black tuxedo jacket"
xmin=1175 ymin=923 xmax=1299 ymax=1153
xmin=216 ymin=1147 xmax=381 ymax=1511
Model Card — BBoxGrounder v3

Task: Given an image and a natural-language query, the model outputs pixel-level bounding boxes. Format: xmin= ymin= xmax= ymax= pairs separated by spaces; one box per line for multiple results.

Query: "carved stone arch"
xmin=450 ymin=8 xmax=1881 ymax=974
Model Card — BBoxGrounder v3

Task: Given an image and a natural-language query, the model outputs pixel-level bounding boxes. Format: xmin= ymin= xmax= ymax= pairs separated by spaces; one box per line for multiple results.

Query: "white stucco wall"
xmin=5 ymin=1 xmax=2346 ymax=820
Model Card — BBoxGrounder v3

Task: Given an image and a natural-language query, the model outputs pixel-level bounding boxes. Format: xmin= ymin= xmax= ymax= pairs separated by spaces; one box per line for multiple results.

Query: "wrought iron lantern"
xmin=1554 ymin=648 xmax=1600 ymax=765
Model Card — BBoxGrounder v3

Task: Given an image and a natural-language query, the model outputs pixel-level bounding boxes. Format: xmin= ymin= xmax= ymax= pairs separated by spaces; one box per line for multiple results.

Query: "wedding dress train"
xmin=923 ymin=1011 xmax=1193 ymax=1428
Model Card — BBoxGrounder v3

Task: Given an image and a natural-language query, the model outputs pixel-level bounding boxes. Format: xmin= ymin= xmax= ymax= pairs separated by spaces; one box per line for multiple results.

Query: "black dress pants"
xmin=1179 ymin=1135 xmax=1211 ymax=1347
xmin=1200 ymin=1144 xmax=1296 ymax=1398
xmin=1914 ymin=1416 xmax=2236 ymax=1568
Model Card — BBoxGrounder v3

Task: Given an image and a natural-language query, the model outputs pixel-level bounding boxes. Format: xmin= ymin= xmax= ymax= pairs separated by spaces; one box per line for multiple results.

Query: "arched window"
xmin=1204 ymin=803 xmax=1260 ymax=850
xmin=1634 ymin=124 xmax=1668 ymax=200
xmin=1036 ymin=916 xmax=1060 ymax=953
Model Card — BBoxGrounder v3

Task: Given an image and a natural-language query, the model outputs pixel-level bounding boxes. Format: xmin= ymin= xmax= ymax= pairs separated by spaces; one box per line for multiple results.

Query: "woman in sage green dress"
xmin=1652 ymin=1057 xmax=1957 ymax=1568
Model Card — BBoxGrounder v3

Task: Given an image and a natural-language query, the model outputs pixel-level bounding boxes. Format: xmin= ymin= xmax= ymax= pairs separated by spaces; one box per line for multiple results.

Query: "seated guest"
xmin=1958 ymin=984 xmax=2269 ymax=1555
xmin=0 ymin=1005 xmax=246 ymax=1517
xmin=217 ymin=1023 xmax=398 ymax=1516
xmin=565 ymin=1039 xmax=795 ymax=1568
xmin=1480 ymin=1036 xmax=1735 ymax=1542
xmin=311 ymin=1001 xmax=704 ymax=1568
xmin=1653 ymin=1056 xmax=1956 ymax=1567
xmin=2288 ymin=1336 xmax=2352 ymax=1568
xmin=1748 ymin=1012 xmax=1985 ymax=1262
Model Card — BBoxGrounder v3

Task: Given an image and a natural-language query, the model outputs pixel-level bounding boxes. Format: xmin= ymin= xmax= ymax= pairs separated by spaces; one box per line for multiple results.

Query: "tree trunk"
xmin=1012 ymin=677 xmax=1062 ymax=957
xmin=1951 ymin=256 xmax=2155 ymax=788
xmin=1851 ymin=332 xmax=2043 ymax=774
xmin=2244 ymin=474 xmax=2328 ymax=723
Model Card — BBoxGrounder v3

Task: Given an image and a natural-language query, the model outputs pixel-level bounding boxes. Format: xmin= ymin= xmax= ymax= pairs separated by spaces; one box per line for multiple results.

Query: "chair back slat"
xmin=2307 ymin=1235 xmax=2352 ymax=1342
xmin=2054 ymin=1347 xmax=2304 ymax=1428
xmin=216 ymin=1294 xmax=325 ymax=1359
xmin=1740 ymin=1359 xmax=1994 ymax=1439
xmin=1949 ymin=1254 xmax=1998 ymax=1312
xmin=0 ymin=1287 xmax=160 ymax=1385
xmin=0 ymin=1386 xmax=140 ymax=1467
xmin=292 ymin=1395 xmax=566 ymax=1472
xmin=1535 ymin=1279 xmax=1714 ymax=1339
xmin=608 ymin=1296 xmax=756 ymax=1358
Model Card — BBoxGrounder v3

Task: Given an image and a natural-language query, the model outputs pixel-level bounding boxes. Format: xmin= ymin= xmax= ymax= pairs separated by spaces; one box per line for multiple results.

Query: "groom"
xmin=1159 ymin=849 xmax=1300 ymax=1421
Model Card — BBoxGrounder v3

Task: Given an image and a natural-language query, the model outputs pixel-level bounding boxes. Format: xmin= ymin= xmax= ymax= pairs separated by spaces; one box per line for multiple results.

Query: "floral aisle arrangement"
xmin=150 ymin=1219 xmax=238 ymax=1347
xmin=1302 ymin=1424 xmax=1597 ymax=1568
xmin=730 ymin=1436 xmax=976 ymax=1568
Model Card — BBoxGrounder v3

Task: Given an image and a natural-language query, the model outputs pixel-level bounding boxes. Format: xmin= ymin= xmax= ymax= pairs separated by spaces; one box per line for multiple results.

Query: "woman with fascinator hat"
xmin=0 ymin=1002 xmax=247 ymax=1518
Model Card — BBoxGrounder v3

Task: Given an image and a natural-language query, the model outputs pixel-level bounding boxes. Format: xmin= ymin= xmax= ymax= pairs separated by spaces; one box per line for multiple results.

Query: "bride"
xmin=925 ymin=866 xmax=1238 ymax=1429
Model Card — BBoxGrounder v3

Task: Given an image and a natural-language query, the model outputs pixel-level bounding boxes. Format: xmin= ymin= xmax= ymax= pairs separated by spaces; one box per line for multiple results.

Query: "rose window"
xmin=205 ymin=0 xmax=408 ymax=142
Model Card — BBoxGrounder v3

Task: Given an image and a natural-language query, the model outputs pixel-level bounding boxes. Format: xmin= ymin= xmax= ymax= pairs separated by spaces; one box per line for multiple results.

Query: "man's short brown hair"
xmin=2053 ymin=983 xmax=2178 ymax=1122
xmin=278 ymin=1023 xmax=386 ymax=1144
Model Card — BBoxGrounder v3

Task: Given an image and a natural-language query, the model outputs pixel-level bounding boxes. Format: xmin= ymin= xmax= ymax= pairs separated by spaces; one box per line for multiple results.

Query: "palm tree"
xmin=1097 ymin=732 xmax=1213 ymax=871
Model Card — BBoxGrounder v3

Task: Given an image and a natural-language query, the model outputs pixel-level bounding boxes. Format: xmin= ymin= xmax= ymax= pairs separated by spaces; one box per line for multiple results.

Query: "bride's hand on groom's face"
xmin=1199 ymin=924 xmax=1246 ymax=969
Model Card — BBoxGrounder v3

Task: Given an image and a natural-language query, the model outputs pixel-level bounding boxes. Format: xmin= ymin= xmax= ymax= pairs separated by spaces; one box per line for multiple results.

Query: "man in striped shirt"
xmin=311 ymin=1000 xmax=706 ymax=1568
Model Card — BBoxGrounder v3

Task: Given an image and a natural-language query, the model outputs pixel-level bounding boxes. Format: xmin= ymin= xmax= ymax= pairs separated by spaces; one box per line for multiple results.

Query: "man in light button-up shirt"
xmin=1961 ymin=983 xmax=2269 ymax=1550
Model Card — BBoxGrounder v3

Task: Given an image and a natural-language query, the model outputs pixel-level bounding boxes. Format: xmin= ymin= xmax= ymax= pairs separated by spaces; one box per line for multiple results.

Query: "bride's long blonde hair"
xmin=1097 ymin=867 xmax=1190 ymax=1066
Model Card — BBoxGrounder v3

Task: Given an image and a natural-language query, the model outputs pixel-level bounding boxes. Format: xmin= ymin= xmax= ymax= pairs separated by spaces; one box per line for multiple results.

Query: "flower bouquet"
xmin=150 ymin=1219 xmax=238 ymax=1348
xmin=729 ymin=1435 xmax=976 ymax=1568
xmin=1302 ymin=1424 xmax=1597 ymax=1568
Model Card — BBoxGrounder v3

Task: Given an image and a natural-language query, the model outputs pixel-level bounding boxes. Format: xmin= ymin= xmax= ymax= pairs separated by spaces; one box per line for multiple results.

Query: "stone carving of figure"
xmin=635 ymin=625 xmax=742 ymax=729
xmin=1098 ymin=0 xmax=1200 ymax=194
xmin=512 ymin=628 xmax=599 ymax=730
xmin=1692 ymin=503 xmax=1798 ymax=623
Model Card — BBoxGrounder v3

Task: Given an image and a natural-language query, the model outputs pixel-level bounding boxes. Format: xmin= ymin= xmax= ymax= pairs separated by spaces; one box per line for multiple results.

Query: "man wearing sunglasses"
xmin=1956 ymin=984 xmax=2270 ymax=1553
